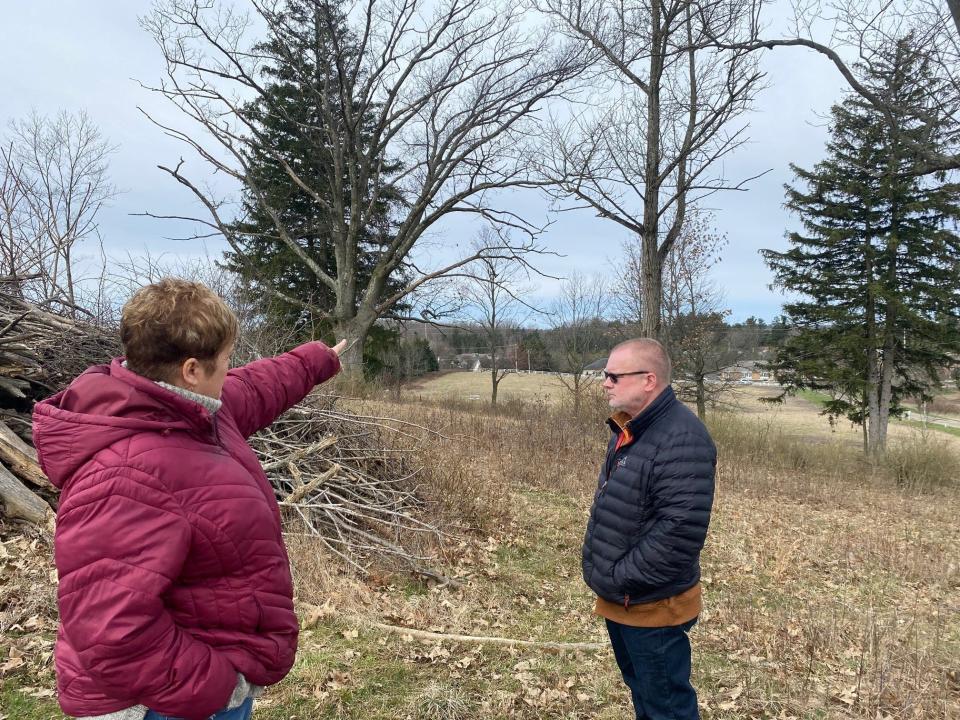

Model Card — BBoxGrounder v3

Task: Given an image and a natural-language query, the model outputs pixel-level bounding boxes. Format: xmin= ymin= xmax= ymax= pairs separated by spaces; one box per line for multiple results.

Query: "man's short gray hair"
xmin=610 ymin=338 xmax=672 ymax=385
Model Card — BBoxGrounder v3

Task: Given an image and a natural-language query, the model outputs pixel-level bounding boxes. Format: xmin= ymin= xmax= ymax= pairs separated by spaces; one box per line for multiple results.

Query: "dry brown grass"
xmin=328 ymin=392 xmax=960 ymax=719
xmin=699 ymin=486 xmax=959 ymax=718
xmin=402 ymin=370 xmax=594 ymax=404
xmin=409 ymin=371 xmax=960 ymax=452
xmin=905 ymin=390 xmax=960 ymax=418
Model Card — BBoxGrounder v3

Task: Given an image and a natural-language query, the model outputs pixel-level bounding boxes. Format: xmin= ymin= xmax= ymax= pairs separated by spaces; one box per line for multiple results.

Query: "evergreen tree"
xmin=764 ymin=37 xmax=960 ymax=455
xmin=223 ymin=1 xmax=408 ymax=358
xmin=667 ymin=310 xmax=729 ymax=419
xmin=380 ymin=337 xmax=439 ymax=381
xmin=517 ymin=331 xmax=552 ymax=371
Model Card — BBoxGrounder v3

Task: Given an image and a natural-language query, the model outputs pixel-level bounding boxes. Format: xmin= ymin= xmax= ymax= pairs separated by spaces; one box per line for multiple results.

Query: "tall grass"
xmin=924 ymin=395 xmax=960 ymax=416
xmin=707 ymin=411 xmax=960 ymax=497
xmin=884 ymin=428 xmax=960 ymax=491
xmin=341 ymin=383 xmax=959 ymax=538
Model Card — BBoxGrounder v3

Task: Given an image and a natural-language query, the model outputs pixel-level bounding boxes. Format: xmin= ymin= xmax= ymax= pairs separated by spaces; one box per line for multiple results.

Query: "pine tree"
xmin=518 ymin=331 xmax=552 ymax=371
xmin=764 ymin=37 xmax=960 ymax=455
xmin=223 ymin=1 xmax=408 ymax=353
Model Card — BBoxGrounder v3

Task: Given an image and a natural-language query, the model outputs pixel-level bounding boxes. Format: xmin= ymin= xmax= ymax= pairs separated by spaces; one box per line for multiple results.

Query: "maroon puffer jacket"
xmin=32 ymin=342 xmax=340 ymax=720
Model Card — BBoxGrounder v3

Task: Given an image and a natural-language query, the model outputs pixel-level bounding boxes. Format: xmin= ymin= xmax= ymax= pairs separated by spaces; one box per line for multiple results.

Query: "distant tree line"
xmin=422 ymin=317 xmax=784 ymax=375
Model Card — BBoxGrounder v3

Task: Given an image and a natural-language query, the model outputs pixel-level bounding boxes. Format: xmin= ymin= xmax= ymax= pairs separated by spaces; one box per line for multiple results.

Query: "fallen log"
xmin=300 ymin=605 xmax=607 ymax=651
xmin=0 ymin=421 xmax=51 ymax=490
xmin=0 ymin=376 xmax=29 ymax=400
xmin=360 ymin=620 xmax=607 ymax=651
xmin=0 ymin=411 xmax=32 ymax=445
xmin=0 ymin=462 xmax=51 ymax=525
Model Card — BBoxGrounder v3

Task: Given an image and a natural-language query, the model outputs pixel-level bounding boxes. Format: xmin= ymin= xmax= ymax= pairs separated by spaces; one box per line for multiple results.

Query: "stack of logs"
xmin=0 ymin=292 xmax=119 ymax=524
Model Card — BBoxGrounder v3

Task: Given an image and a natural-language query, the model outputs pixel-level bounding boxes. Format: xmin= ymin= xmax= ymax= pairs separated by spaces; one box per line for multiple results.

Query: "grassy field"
xmin=409 ymin=371 xmax=960 ymax=451
xmin=403 ymin=370 xmax=581 ymax=404
xmin=2 ymin=373 xmax=959 ymax=719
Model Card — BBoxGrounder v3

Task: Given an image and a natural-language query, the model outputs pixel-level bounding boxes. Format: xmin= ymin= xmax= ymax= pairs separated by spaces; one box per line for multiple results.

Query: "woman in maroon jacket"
xmin=32 ymin=279 xmax=345 ymax=720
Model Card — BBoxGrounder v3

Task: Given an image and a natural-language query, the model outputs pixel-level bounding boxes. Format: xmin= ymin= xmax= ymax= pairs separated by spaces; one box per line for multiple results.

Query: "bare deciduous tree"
xmin=660 ymin=210 xmax=731 ymax=418
xmin=533 ymin=0 xmax=765 ymax=339
xmin=107 ymin=248 xmax=301 ymax=360
xmin=0 ymin=111 xmax=116 ymax=317
xmin=713 ymin=0 xmax=960 ymax=175
xmin=459 ymin=230 xmax=540 ymax=405
xmin=615 ymin=206 xmax=732 ymax=418
xmin=0 ymin=143 xmax=34 ymax=296
xmin=140 ymin=0 xmax=587 ymax=364
xmin=550 ymin=272 xmax=609 ymax=414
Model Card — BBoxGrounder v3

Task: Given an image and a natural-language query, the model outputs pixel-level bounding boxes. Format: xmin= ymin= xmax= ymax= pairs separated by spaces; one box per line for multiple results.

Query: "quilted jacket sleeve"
xmin=220 ymin=341 xmax=341 ymax=438
xmin=55 ymin=467 xmax=237 ymax=720
xmin=612 ymin=431 xmax=716 ymax=591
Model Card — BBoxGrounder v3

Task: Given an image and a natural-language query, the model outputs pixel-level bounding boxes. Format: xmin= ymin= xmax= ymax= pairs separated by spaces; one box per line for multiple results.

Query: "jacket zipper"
xmin=600 ymin=440 xmax=624 ymax=495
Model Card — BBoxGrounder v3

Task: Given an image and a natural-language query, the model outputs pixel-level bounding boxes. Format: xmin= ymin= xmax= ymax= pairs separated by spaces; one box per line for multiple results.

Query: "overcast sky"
xmin=0 ymin=0 xmax=850 ymax=322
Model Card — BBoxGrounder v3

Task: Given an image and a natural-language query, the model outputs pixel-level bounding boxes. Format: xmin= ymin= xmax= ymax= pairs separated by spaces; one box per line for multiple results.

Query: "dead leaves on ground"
xmin=2 ymin=476 xmax=959 ymax=719
xmin=0 ymin=531 xmax=56 ymax=690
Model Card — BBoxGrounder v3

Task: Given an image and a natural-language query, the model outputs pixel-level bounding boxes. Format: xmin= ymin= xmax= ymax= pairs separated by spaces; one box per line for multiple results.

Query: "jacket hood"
xmin=32 ymin=358 xmax=214 ymax=489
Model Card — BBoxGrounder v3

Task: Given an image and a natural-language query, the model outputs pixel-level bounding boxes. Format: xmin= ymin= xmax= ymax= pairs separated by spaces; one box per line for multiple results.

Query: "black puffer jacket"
xmin=582 ymin=386 xmax=716 ymax=607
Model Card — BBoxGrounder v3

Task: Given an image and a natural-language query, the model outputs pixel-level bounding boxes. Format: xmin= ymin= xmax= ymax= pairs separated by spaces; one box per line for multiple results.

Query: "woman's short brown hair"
xmin=120 ymin=278 xmax=239 ymax=382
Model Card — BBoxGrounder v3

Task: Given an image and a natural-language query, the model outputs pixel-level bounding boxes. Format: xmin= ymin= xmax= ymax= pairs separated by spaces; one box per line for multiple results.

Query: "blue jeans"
xmin=144 ymin=696 xmax=254 ymax=720
xmin=605 ymin=617 xmax=699 ymax=720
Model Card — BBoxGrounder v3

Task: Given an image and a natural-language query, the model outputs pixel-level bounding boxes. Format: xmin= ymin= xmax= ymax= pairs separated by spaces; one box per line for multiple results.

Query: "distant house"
xmin=584 ymin=357 xmax=607 ymax=377
xmin=450 ymin=352 xmax=492 ymax=372
xmin=711 ymin=360 xmax=772 ymax=384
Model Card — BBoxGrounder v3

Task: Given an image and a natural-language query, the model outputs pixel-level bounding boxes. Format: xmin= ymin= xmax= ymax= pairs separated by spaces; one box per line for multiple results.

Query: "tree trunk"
xmin=490 ymin=299 xmax=499 ymax=406
xmin=64 ymin=243 xmax=77 ymax=319
xmin=949 ymin=0 xmax=960 ymax=38
xmin=573 ymin=373 xmax=582 ymax=416
xmin=875 ymin=122 xmax=903 ymax=454
xmin=0 ymin=421 xmax=51 ymax=490
xmin=335 ymin=314 xmax=375 ymax=372
xmin=640 ymin=5 xmax=665 ymax=341
xmin=866 ymin=352 xmax=882 ymax=457
xmin=877 ymin=323 xmax=896 ymax=452
xmin=695 ymin=377 xmax=706 ymax=419
xmin=641 ymin=237 xmax=662 ymax=339
xmin=864 ymin=231 xmax=882 ymax=457
xmin=862 ymin=404 xmax=869 ymax=456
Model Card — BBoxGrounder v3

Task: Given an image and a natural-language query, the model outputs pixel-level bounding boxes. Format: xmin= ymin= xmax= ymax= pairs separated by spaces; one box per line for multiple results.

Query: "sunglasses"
xmin=602 ymin=370 xmax=653 ymax=384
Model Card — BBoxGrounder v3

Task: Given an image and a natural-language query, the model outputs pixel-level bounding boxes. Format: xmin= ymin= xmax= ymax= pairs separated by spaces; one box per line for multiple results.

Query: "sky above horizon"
xmin=0 ymin=1 xmax=851 ymax=323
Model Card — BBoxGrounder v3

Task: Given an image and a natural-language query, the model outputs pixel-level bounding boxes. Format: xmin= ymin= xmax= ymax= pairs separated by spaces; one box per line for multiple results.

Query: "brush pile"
xmin=0 ymin=292 xmax=118 ymax=525
xmin=0 ymin=293 xmax=119 ymax=431
xmin=253 ymin=400 xmax=441 ymax=574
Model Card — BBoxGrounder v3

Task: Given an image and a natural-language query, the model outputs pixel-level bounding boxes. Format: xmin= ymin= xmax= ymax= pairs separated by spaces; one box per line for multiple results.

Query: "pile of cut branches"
xmin=0 ymin=292 xmax=117 ymax=525
xmin=252 ymin=399 xmax=443 ymax=576
xmin=0 ymin=292 xmax=119 ymax=442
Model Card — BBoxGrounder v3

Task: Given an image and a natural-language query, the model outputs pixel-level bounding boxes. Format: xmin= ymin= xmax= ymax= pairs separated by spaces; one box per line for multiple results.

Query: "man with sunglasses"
xmin=582 ymin=338 xmax=716 ymax=720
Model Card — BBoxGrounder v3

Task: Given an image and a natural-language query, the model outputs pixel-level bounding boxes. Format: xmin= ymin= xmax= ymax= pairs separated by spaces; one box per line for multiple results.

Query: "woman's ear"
xmin=178 ymin=357 xmax=202 ymax=389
